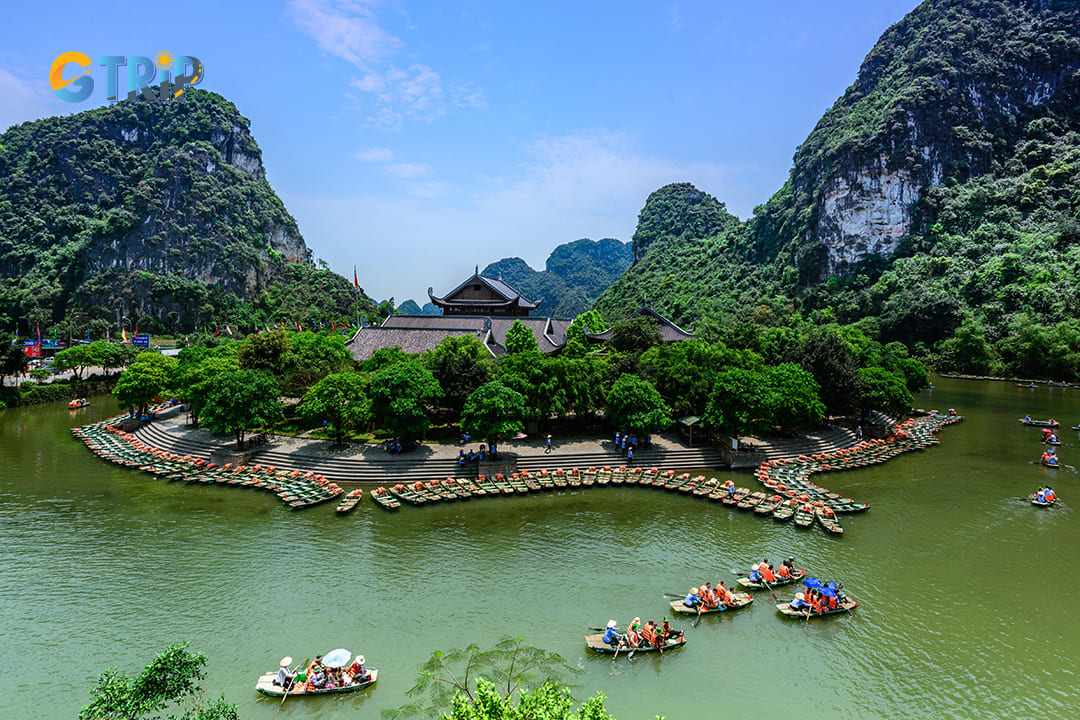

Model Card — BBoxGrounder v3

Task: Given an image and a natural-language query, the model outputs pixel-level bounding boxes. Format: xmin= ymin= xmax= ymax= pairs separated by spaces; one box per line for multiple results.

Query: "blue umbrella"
xmin=322 ymin=648 xmax=351 ymax=668
xmin=802 ymin=577 xmax=822 ymax=589
xmin=819 ymin=587 xmax=837 ymax=598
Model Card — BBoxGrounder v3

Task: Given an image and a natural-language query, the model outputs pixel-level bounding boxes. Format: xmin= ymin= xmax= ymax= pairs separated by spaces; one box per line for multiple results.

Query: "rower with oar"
xmin=602 ymin=619 xmax=624 ymax=650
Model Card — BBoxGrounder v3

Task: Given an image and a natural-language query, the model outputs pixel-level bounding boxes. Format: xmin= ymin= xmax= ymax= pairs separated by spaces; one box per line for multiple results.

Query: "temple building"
xmin=346 ymin=269 xmax=694 ymax=361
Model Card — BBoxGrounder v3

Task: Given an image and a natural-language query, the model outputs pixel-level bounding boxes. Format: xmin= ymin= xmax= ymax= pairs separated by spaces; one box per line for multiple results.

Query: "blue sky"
xmin=3 ymin=0 xmax=921 ymax=306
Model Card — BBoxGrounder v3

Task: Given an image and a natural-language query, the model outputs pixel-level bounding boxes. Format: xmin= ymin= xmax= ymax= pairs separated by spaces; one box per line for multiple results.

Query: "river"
xmin=1 ymin=376 xmax=1077 ymax=720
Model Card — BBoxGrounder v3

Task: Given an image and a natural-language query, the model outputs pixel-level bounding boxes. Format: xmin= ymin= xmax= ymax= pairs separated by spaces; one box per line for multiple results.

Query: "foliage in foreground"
xmin=383 ymin=637 xmax=581 ymax=720
xmin=79 ymin=642 xmax=236 ymax=720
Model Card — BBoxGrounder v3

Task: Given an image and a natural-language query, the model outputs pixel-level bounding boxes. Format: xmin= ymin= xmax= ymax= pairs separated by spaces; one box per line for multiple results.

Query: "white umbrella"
xmin=322 ymin=648 xmax=351 ymax=668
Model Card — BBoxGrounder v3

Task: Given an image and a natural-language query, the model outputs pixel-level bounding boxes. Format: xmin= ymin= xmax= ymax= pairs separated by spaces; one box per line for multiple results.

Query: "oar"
xmin=804 ymin=606 xmax=813 ymax=628
xmin=279 ymin=657 xmax=310 ymax=707
xmin=663 ymin=593 xmax=687 ymax=599
xmin=612 ymin=636 xmax=624 ymax=661
xmin=693 ymin=600 xmax=705 ymax=627
xmin=760 ymin=576 xmax=779 ymax=602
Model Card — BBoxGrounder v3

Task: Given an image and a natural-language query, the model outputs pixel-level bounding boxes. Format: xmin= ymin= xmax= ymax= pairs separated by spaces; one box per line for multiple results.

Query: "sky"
xmin=2 ymin=0 xmax=922 ymax=305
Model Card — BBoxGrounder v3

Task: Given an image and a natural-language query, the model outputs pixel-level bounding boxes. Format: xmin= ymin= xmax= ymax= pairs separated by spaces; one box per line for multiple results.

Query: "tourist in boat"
xmin=1037 ymin=488 xmax=1047 ymax=503
xmin=1025 ymin=415 xmax=1031 ymax=422
xmin=783 ymin=556 xmax=796 ymax=574
xmin=760 ymin=562 xmax=776 ymax=583
xmin=789 ymin=592 xmax=809 ymax=612
xmin=1046 ymin=486 xmax=1056 ymax=502
xmin=642 ymin=619 xmax=660 ymax=648
xmin=627 ymin=617 xmax=642 ymax=647
xmin=275 ymin=657 xmax=296 ymax=689
xmin=777 ymin=562 xmax=792 ymax=579
xmin=717 ymin=581 xmax=733 ymax=607
xmin=347 ymin=655 xmax=368 ymax=684
xmin=308 ymin=666 xmax=327 ymax=690
xmin=683 ymin=587 xmax=701 ymax=608
xmin=659 ymin=617 xmax=682 ymax=643
xmin=602 ymin=620 xmax=623 ymax=647
xmin=748 ymin=564 xmax=762 ymax=583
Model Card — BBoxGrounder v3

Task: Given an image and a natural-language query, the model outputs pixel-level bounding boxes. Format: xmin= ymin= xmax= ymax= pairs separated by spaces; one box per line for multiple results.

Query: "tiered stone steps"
xmin=132 ymin=421 xmax=860 ymax=487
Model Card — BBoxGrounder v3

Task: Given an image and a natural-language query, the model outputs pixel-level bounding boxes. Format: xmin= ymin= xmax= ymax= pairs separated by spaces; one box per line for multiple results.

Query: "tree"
xmin=461 ymin=381 xmax=525 ymax=443
xmin=174 ymin=353 xmax=240 ymax=427
xmin=423 ymin=335 xmax=493 ymax=414
xmin=702 ymin=368 xmax=771 ymax=437
xmin=199 ymin=370 xmax=284 ymax=449
xmin=764 ymin=363 xmax=826 ymax=429
xmin=504 ymin=320 xmax=539 ymax=355
xmin=443 ymin=680 xmax=619 ymax=720
xmin=610 ymin=315 xmax=662 ymax=354
xmin=368 ymin=360 xmax=442 ymax=443
xmin=496 ymin=353 xmax=548 ymax=424
xmin=562 ymin=310 xmax=606 ymax=358
xmin=79 ymin=642 xmax=237 ymax=720
xmin=50 ymin=342 xmax=99 ymax=380
xmin=297 ymin=372 xmax=370 ymax=445
xmin=286 ymin=331 xmax=353 ymax=394
xmin=237 ymin=330 xmax=290 ymax=375
xmin=792 ymin=327 xmax=863 ymax=414
xmin=604 ymin=374 xmax=669 ymax=436
xmin=0 ymin=332 xmax=27 ymax=385
xmin=383 ymin=638 xmax=582 ymax=720
xmin=362 ymin=346 xmax=414 ymax=373
xmin=857 ymin=367 xmax=912 ymax=415
xmin=113 ymin=353 xmax=178 ymax=415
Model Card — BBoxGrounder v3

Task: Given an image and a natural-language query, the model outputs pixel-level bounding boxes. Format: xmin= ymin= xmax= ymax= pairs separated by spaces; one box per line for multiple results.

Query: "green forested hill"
xmin=0 ymin=90 xmax=380 ymax=335
xmin=597 ymin=0 xmax=1080 ymax=379
xmin=480 ymin=237 xmax=632 ymax=318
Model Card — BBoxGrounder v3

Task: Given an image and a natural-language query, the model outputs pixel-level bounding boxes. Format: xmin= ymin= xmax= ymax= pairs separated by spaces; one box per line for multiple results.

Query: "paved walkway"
xmin=132 ymin=410 xmax=862 ymax=486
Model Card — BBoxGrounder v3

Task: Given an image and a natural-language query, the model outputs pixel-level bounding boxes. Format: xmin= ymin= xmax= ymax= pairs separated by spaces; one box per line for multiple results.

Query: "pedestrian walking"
xmin=627 ymin=447 xmax=634 ymax=466
xmin=545 ymin=434 xmax=552 ymax=453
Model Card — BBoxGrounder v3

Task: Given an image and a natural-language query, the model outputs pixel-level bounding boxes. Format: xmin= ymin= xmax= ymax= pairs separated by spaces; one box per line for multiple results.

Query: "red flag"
xmin=354 ymin=265 xmax=360 ymax=294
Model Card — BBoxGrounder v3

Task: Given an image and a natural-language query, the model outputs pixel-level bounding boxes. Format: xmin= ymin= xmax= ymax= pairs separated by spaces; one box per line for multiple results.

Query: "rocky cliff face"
xmin=769 ymin=0 xmax=1080 ymax=277
xmin=0 ymin=90 xmax=316 ymax=328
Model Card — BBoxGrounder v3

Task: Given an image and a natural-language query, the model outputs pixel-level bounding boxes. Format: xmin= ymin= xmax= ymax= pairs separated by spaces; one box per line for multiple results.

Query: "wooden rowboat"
xmin=793 ymin=504 xmax=816 ymax=528
xmin=371 ymin=488 xmax=401 ymax=511
xmin=1041 ymin=458 xmax=1062 ymax=468
xmin=814 ymin=506 xmax=844 ymax=534
xmin=1029 ymin=493 xmax=1056 ymax=507
xmin=335 ymin=489 xmax=363 ymax=514
xmin=256 ymin=668 xmax=378 ymax=697
xmin=668 ymin=593 xmax=753 ymax=615
xmin=584 ymin=633 xmax=686 ymax=654
xmin=776 ymin=599 xmax=857 ymax=618
xmin=1020 ymin=418 xmax=1060 ymax=427
xmin=736 ymin=568 xmax=805 ymax=589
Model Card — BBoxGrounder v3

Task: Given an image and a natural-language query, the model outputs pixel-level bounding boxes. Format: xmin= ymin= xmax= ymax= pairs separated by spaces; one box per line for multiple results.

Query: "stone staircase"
xmin=132 ymin=420 xmax=860 ymax=487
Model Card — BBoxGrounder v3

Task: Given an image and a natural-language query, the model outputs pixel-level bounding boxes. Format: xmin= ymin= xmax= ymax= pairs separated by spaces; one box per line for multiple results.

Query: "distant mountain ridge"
xmin=598 ymin=0 xmax=1080 ymax=373
xmin=0 ymin=89 xmax=378 ymax=333
xmin=396 ymin=237 xmax=632 ymax=319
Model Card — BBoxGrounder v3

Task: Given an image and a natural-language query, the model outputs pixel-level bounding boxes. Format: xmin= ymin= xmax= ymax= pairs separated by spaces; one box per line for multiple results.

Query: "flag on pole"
xmin=121 ymin=327 xmax=127 ymax=343
xmin=226 ymin=324 xmax=233 ymax=336
xmin=354 ymin=265 xmax=360 ymax=295
xmin=36 ymin=326 xmax=41 ymax=346
xmin=106 ymin=328 xmax=110 ymax=342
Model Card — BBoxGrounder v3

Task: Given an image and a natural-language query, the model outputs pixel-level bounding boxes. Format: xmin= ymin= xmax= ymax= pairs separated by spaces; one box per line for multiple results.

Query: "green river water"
xmin=1 ymin=376 xmax=1078 ymax=720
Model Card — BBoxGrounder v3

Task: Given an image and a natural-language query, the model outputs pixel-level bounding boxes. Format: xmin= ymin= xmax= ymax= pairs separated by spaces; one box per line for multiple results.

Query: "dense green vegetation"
xmin=597 ymin=0 xmax=1080 ymax=380
xmin=0 ymin=90 xmax=386 ymax=335
xmin=79 ymin=642 xmax=236 ymax=720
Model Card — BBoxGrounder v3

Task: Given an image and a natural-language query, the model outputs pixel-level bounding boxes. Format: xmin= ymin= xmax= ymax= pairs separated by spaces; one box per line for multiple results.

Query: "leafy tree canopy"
xmin=604 ymin=374 xmax=670 ymax=437
xmin=79 ymin=642 xmax=237 ymax=720
xmin=199 ymin=369 xmax=283 ymax=448
xmin=461 ymin=381 xmax=526 ymax=443
xmin=368 ymin=360 xmax=442 ymax=443
xmin=423 ymin=335 xmax=493 ymax=414
xmin=297 ymin=371 xmax=370 ymax=445
xmin=504 ymin=320 xmax=539 ymax=356
xmin=113 ymin=352 xmax=178 ymax=412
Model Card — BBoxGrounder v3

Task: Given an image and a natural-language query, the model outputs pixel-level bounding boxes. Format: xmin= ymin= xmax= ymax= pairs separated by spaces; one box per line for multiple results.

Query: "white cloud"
xmin=382 ymin=161 xmax=431 ymax=178
xmin=355 ymin=147 xmax=395 ymax=162
xmin=290 ymin=0 xmax=477 ymax=127
xmin=667 ymin=4 xmax=685 ymax=32
xmin=281 ymin=131 xmax=742 ymax=305
xmin=287 ymin=0 xmax=401 ymax=66
xmin=0 ymin=67 xmax=70 ymax=133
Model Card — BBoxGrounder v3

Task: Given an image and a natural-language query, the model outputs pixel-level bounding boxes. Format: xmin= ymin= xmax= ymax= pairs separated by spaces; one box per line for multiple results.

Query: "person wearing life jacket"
xmin=699 ymin=582 xmax=716 ymax=608
xmin=642 ymin=620 xmax=660 ymax=648
xmin=683 ymin=587 xmax=701 ymax=608
xmin=1037 ymin=488 xmax=1047 ymax=502
xmin=659 ymin=617 xmax=682 ymax=643
xmin=776 ymin=562 xmax=792 ymax=579
xmin=602 ymin=620 xmax=623 ymax=647
xmin=760 ymin=563 xmax=776 ymax=583
xmin=1046 ymin=486 xmax=1056 ymax=502
xmin=626 ymin=617 xmax=642 ymax=647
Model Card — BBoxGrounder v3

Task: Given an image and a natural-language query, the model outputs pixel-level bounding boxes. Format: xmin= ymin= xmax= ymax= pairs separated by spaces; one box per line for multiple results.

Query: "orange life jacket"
xmin=761 ymin=565 xmax=776 ymax=582
xmin=777 ymin=564 xmax=791 ymax=578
